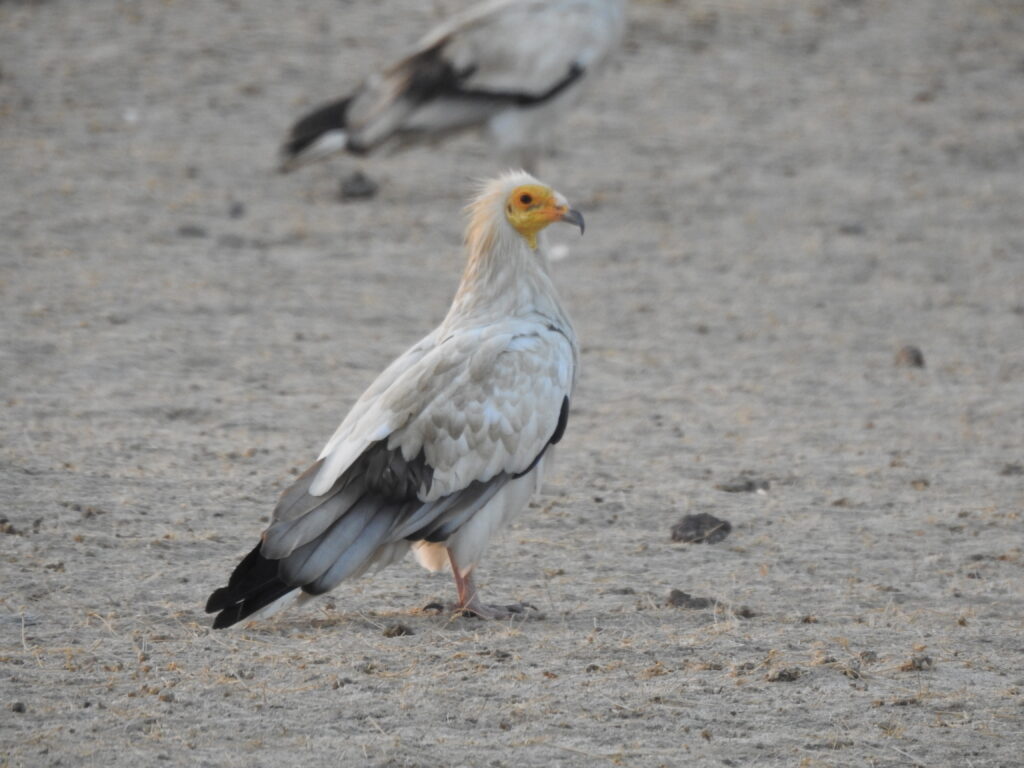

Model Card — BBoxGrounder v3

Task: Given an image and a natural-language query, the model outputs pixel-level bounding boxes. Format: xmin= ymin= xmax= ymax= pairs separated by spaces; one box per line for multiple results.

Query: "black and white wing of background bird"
xmin=279 ymin=0 xmax=627 ymax=174
xmin=205 ymin=171 xmax=584 ymax=628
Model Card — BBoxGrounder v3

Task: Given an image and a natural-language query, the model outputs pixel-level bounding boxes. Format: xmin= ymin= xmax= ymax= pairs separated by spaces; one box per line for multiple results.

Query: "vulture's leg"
xmin=448 ymin=548 xmax=536 ymax=619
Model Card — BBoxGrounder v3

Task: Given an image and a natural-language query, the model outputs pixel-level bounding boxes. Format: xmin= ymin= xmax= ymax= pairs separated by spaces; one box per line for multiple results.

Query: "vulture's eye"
xmin=519 ymin=193 xmax=533 ymax=205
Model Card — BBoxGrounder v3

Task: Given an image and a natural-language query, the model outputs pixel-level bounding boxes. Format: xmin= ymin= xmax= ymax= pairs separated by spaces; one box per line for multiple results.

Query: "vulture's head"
xmin=469 ymin=171 xmax=584 ymax=252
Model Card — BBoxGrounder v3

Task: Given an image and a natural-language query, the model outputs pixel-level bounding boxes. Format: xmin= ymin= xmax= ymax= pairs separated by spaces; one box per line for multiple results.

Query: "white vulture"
xmin=206 ymin=171 xmax=582 ymax=627
xmin=279 ymin=0 xmax=627 ymax=174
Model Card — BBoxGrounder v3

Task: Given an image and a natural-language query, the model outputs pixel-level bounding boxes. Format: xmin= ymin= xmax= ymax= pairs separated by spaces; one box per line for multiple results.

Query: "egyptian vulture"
xmin=279 ymin=0 xmax=627 ymax=174
xmin=206 ymin=171 xmax=582 ymax=627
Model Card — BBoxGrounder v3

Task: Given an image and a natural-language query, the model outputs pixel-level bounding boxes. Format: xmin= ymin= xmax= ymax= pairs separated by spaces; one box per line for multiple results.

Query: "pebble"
xmin=715 ymin=476 xmax=770 ymax=494
xmin=671 ymin=512 xmax=732 ymax=543
xmin=665 ymin=589 xmax=713 ymax=609
xmin=765 ymin=667 xmax=802 ymax=682
xmin=339 ymin=171 xmax=379 ymax=201
xmin=383 ymin=623 xmax=414 ymax=637
xmin=894 ymin=345 xmax=925 ymax=368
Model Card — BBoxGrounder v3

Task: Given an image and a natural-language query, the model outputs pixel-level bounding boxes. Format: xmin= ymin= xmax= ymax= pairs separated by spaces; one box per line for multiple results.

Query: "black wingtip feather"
xmin=205 ymin=542 xmax=297 ymax=629
xmin=283 ymin=96 xmax=353 ymax=160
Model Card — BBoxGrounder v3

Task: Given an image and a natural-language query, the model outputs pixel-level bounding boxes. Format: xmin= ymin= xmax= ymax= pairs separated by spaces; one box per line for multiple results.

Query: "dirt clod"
xmin=382 ymin=623 xmax=414 ymax=637
xmin=715 ymin=476 xmax=770 ymax=494
xmin=671 ymin=512 xmax=732 ymax=543
xmin=765 ymin=667 xmax=802 ymax=682
xmin=665 ymin=589 xmax=714 ymax=609
xmin=900 ymin=655 xmax=934 ymax=672
xmin=339 ymin=171 xmax=379 ymax=201
xmin=895 ymin=345 xmax=925 ymax=368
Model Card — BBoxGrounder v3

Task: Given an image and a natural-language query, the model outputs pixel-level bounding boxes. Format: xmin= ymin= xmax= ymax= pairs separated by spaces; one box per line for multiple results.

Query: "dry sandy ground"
xmin=2 ymin=0 xmax=1023 ymax=765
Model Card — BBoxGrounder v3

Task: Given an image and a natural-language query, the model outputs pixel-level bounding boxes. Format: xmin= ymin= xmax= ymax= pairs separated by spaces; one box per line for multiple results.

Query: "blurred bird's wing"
xmin=344 ymin=0 xmax=626 ymax=148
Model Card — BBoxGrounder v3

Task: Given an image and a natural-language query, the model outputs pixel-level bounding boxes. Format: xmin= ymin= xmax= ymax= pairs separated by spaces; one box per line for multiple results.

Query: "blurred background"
xmin=2 ymin=1 xmax=1023 ymax=766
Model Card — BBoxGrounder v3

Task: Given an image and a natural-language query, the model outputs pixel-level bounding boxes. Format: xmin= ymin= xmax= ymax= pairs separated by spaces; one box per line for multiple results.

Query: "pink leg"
xmin=447 ymin=548 xmax=536 ymax=619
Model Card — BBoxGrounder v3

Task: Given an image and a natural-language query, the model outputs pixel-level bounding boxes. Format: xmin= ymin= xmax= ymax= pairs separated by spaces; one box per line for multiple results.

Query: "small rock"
xmin=715 ymin=476 xmax=770 ymax=494
xmin=383 ymin=623 xmax=414 ymax=638
xmin=228 ymin=201 xmax=246 ymax=219
xmin=899 ymin=655 xmax=933 ymax=672
xmin=998 ymin=462 xmax=1023 ymax=477
xmin=177 ymin=224 xmax=208 ymax=238
xmin=734 ymin=605 xmax=756 ymax=619
xmin=895 ymin=345 xmax=925 ymax=368
xmin=665 ymin=589 xmax=714 ymax=609
xmin=11 ymin=702 xmax=26 ymax=713
xmin=339 ymin=171 xmax=379 ymax=201
xmin=838 ymin=222 xmax=865 ymax=236
xmin=671 ymin=512 xmax=732 ymax=543
xmin=765 ymin=667 xmax=802 ymax=682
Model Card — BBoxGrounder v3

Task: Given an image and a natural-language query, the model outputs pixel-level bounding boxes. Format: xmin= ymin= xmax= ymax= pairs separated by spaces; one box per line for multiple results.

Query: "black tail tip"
xmin=211 ymin=607 xmax=246 ymax=630
xmin=204 ymin=587 xmax=231 ymax=615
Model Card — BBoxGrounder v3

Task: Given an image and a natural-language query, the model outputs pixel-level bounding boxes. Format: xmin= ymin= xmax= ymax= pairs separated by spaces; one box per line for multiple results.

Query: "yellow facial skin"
xmin=505 ymin=184 xmax=584 ymax=249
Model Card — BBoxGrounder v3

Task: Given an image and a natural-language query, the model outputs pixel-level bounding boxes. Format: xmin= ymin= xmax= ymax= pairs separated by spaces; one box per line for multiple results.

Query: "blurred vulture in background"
xmin=280 ymin=0 xmax=627 ymax=174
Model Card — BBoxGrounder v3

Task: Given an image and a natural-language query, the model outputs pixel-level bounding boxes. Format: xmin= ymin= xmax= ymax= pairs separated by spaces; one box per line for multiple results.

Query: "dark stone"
xmin=715 ymin=476 xmax=770 ymax=493
xmin=382 ymin=623 xmax=414 ymax=638
xmin=671 ymin=512 xmax=732 ymax=543
xmin=895 ymin=345 xmax=925 ymax=368
xmin=339 ymin=171 xmax=379 ymax=201
xmin=665 ymin=589 xmax=714 ymax=609
xmin=765 ymin=667 xmax=802 ymax=682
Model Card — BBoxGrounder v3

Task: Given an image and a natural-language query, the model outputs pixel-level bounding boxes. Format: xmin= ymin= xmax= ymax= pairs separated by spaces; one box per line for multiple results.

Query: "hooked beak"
xmin=558 ymin=207 xmax=585 ymax=235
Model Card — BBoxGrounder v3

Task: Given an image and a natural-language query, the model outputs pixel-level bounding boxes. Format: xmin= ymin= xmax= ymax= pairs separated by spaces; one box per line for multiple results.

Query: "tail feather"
xmin=205 ymin=543 xmax=297 ymax=629
xmin=205 ymin=442 xmax=515 ymax=628
xmin=279 ymin=96 xmax=353 ymax=171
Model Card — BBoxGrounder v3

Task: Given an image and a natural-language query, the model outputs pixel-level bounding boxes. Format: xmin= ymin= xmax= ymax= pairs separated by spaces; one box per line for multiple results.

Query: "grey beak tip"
xmin=563 ymin=208 xmax=585 ymax=235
